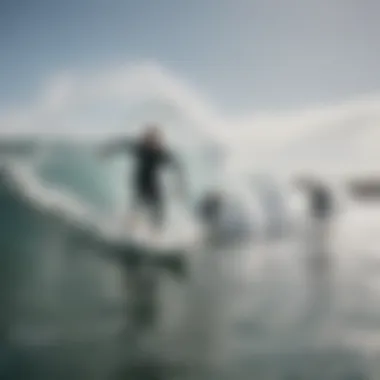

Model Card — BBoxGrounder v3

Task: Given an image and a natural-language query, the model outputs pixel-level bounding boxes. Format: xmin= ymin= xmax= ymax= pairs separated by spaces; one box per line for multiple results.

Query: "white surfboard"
xmin=106 ymin=202 xmax=206 ymax=273
xmin=102 ymin=209 xmax=202 ymax=258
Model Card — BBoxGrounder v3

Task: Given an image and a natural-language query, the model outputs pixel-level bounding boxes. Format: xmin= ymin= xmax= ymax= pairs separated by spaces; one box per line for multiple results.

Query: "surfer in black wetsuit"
xmin=98 ymin=125 xmax=185 ymax=234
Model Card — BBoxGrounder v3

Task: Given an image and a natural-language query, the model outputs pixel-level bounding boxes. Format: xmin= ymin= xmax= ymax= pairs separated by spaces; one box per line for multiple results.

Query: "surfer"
xmin=197 ymin=190 xmax=253 ymax=246
xmin=197 ymin=190 xmax=223 ymax=227
xmin=295 ymin=176 xmax=334 ymax=275
xmin=98 ymin=125 xmax=185 ymax=236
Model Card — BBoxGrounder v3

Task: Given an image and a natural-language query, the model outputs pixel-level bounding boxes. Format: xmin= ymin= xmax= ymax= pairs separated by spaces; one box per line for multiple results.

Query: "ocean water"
xmin=0 ymin=138 xmax=379 ymax=379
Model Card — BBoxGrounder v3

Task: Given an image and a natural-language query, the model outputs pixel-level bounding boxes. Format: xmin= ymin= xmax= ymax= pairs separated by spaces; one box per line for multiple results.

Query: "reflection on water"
xmin=1 ymin=234 xmax=379 ymax=380
xmin=0 ymin=162 xmax=379 ymax=379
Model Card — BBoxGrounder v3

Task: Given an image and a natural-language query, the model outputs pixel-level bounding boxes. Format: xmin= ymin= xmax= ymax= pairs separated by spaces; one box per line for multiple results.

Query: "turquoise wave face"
xmin=36 ymin=142 xmax=125 ymax=215
xmin=32 ymin=140 xmax=225 ymax=214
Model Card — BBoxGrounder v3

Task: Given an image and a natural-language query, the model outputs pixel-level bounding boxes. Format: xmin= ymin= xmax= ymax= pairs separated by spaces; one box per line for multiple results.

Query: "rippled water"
xmin=2 ymin=231 xmax=380 ymax=380
xmin=1 ymin=139 xmax=379 ymax=379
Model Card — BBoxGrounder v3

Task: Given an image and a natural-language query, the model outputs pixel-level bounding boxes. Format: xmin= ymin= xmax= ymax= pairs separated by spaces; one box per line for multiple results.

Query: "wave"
xmin=0 ymin=139 xmax=195 ymax=349
xmin=0 ymin=136 xmax=329 ymax=379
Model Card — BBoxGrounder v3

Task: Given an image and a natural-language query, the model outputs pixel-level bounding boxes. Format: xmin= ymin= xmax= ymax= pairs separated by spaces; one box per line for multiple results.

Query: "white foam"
xmin=0 ymin=161 xmax=200 ymax=254
xmin=0 ymin=161 xmax=94 ymax=225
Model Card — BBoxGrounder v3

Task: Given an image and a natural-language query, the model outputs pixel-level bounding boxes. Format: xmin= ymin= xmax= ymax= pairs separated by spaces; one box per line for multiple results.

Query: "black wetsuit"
xmin=198 ymin=193 xmax=222 ymax=225
xmin=133 ymin=142 xmax=177 ymax=223
xmin=107 ymin=140 xmax=179 ymax=226
xmin=309 ymin=186 xmax=333 ymax=220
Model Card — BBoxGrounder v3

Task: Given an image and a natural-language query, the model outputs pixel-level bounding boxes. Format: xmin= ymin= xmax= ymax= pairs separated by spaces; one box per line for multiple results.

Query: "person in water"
xmin=295 ymin=176 xmax=334 ymax=275
xmin=98 ymin=124 xmax=185 ymax=235
xmin=197 ymin=190 xmax=223 ymax=227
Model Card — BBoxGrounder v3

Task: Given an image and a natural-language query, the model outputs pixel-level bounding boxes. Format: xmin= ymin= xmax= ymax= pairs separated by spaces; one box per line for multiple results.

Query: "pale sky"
xmin=1 ymin=0 xmax=380 ymax=113
xmin=1 ymin=0 xmax=380 ymax=177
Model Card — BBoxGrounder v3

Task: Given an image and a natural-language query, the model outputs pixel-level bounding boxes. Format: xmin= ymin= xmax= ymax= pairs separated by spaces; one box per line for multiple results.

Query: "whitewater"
xmin=0 ymin=136 xmax=379 ymax=380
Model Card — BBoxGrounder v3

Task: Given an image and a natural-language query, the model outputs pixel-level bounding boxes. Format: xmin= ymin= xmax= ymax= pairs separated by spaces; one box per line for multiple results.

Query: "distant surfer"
xmin=295 ymin=177 xmax=334 ymax=275
xmin=197 ymin=190 xmax=223 ymax=228
xmin=98 ymin=125 xmax=186 ymax=236
xmin=197 ymin=190 xmax=254 ymax=246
